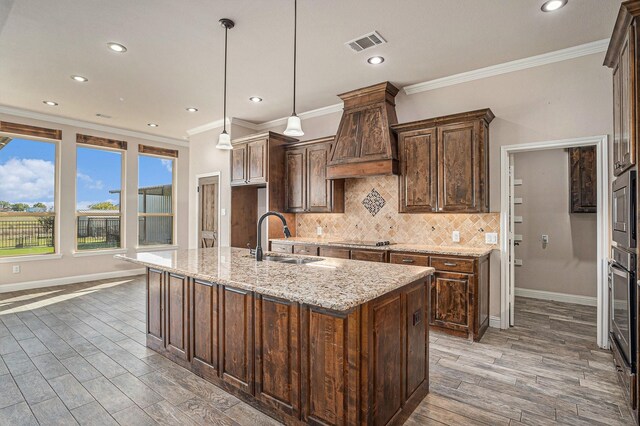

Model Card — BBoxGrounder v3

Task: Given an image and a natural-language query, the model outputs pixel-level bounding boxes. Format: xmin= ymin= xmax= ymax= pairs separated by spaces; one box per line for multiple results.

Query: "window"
xmin=138 ymin=154 xmax=174 ymax=246
xmin=0 ymin=137 xmax=57 ymax=257
xmin=76 ymin=145 xmax=124 ymax=251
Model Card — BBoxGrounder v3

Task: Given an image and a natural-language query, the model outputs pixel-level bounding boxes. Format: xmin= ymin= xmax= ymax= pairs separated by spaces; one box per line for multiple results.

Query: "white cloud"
xmin=160 ymin=159 xmax=173 ymax=173
xmin=0 ymin=158 xmax=54 ymax=203
xmin=77 ymin=172 xmax=104 ymax=190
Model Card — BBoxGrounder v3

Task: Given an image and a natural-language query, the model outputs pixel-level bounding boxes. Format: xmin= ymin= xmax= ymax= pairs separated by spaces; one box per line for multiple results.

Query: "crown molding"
xmin=0 ymin=105 xmax=189 ymax=147
xmin=403 ymin=38 xmax=610 ymax=95
xmin=230 ymin=117 xmax=261 ymax=131
xmin=185 ymin=117 xmax=230 ymax=136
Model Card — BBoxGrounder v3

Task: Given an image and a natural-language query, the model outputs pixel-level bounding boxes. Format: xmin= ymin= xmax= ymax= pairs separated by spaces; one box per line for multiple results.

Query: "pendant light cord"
xmin=292 ymin=0 xmax=297 ymax=116
xmin=223 ymin=24 xmax=228 ymax=132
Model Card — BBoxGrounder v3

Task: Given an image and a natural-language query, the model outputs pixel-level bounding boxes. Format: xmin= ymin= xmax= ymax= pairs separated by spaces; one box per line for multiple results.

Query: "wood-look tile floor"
xmin=0 ymin=277 xmax=633 ymax=425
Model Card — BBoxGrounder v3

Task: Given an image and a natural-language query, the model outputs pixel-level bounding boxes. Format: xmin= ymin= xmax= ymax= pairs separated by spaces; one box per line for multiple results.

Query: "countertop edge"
xmin=115 ymin=253 xmax=434 ymax=313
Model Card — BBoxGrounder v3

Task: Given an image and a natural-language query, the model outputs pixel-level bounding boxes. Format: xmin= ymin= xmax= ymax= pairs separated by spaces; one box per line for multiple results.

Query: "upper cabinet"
xmin=230 ymin=132 xmax=297 ymax=186
xmin=285 ymin=137 xmax=345 ymax=213
xmin=392 ymin=109 xmax=494 ymax=213
xmin=326 ymin=82 xmax=400 ymax=179
xmin=605 ymin=4 xmax=638 ymax=176
xmin=569 ymin=146 xmax=597 ymax=213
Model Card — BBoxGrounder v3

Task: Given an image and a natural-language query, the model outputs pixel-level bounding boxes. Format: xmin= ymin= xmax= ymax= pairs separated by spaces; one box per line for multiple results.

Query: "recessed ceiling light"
xmin=147 ymin=123 xmax=159 ymax=127
xmin=186 ymin=107 xmax=198 ymax=112
xmin=249 ymin=96 xmax=263 ymax=103
xmin=541 ymin=0 xmax=567 ymax=12
xmin=367 ymin=56 xmax=385 ymax=65
xmin=107 ymin=42 xmax=127 ymax=53
xmin=71 ymin=75 xmax=88 ymax=82
xmin=43 ymin=100 xmax=58 ymax=106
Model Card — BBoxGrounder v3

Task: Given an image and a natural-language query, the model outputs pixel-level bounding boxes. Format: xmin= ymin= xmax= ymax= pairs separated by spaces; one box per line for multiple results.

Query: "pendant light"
xmin=216 ymin=18 xmax=235 ymax=150
xmin=284 ymin=0 xmax=304 ymax=137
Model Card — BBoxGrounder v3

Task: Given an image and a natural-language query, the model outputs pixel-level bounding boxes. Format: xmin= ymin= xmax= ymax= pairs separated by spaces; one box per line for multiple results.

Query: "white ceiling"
xmin=0 ymin=0 xmax=620 ymax=140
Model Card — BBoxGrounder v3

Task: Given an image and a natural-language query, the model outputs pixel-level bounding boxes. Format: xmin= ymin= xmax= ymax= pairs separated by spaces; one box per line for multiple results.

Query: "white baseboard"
xmin=515 ymin=288 xmax=597 ymax=306
xmin=489 ymin=315 xmax=502 ymax=329
xmin=0 ymin=268 xmax=146 ymax=293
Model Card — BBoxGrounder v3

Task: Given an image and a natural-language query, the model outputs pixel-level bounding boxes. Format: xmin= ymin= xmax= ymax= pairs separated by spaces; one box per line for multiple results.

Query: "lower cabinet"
xmin=430 ymin=271 xmax=471 ymax=336
xmin=145 ymin=268 xmax=429 ymax=425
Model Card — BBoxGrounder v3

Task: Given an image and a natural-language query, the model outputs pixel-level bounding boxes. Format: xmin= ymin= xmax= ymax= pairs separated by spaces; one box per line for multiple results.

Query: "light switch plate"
xmin=485 ymin=233 xmax=498 ymax=245
xmin=316 ymin=226 xmax=323 ymax=236
xmin=220 ymin=208 xmax=226 ymax=216
xmin=452 ymin=231 xmax=460 ymax=243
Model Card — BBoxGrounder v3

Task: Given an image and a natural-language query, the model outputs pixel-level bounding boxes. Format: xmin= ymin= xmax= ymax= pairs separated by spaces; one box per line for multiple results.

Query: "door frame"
xmin=195 ymin=172 xmax=221 ymax=249
xmin=499 ymin=135 xmax=609 ymax=348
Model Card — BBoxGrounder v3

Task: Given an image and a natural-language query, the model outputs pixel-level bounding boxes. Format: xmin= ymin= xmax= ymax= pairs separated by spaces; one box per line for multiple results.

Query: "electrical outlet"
xmin=316 ymin=226 xmax=323 ymax=236
xmin=12 ymin=265 xmax=20 ymax=274
xmin=542 ymin=234 xmax=549 ymax=244
xmin=220 ymin=208 xmax=226 ymax=216
xmin=485 ymin=232 xmax=498 ymax=245
xmin=452 ymin=230 xmax=460 ymax=243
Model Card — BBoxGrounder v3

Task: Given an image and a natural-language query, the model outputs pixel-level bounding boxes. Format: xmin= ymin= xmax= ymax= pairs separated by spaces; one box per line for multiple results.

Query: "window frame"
xmin=136 ymin=152 xmax=176 ymax=248
xmin=74 ymin=143 xmax=126 ymax=253
xmin=0 ymin=133 xmax=60 ymax=260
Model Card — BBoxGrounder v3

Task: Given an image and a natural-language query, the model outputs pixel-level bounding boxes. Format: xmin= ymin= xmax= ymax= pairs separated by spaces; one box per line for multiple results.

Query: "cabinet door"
xmin=231 ymin=144 xmax=247 ymax=185
xmin=399 ymin=129 xmax=437 ymax=212
xmin=146 ymin=269 xmax=164 ymax=351
xmin=220 ymin=287 xmax=254 ymax=394
xmin=618 ymin=27 xmax=635 ymax=175
xmin=191 ymin=280 xmax=219 ymax=378
xmin=247 ymin=139 xmax=268 ymax=184
xmin=430 ymin=271 xmax=471 ymax=333
xmin=350 ymin=249 xmax=386 ymax=263
xmin=614 ymin=62 xmax=622 ymax=173
xmin=437 ymin=122 xmax=481 ymax=212
xmin=285 ymin=148 xmax=306 ymax=212
xmin=165 ymin=273 xmax=189 ymax=361
xmin=255 ymin=296 xmax=300 ymax=417
xmin=319 ymin=246 xmax=350 ymax=259
xmin=569 ymin=146 xmax=597 ymax=213
xmin=307 ymin=143 xmax=332 ymax=212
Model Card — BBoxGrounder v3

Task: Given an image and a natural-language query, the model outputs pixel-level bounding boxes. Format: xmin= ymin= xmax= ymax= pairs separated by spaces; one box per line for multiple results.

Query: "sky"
xmin=0 ymin=138 xmax=173 ymax=211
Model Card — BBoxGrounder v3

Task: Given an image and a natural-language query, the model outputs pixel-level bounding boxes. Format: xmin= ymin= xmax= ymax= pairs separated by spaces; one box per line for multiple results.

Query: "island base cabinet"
xmin=145 ymin=269 xmax=431 ymax=426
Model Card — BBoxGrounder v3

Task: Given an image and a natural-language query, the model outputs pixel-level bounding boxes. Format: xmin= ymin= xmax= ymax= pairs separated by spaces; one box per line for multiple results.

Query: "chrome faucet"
xmin=255 ymin=211 xmax=291 ymax=261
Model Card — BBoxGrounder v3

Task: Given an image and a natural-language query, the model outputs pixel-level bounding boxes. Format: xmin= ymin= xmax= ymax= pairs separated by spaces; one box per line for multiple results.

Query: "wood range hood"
xmin=326 ymin=81 xmax=400 ymax=179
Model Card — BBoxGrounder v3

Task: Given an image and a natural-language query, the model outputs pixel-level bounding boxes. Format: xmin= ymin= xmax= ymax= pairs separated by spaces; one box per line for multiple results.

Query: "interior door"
xmin=198 ymin=176 xmax=219 ymax=248
xmin=508 ymin=159 xmax=516 ymax=326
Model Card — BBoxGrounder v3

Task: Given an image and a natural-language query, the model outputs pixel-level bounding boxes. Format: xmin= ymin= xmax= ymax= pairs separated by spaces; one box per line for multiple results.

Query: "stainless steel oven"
xmin=610 ymin=246 xmax=636 ymax=369
xmin=613 ymin=170 xmax=637 ymax=249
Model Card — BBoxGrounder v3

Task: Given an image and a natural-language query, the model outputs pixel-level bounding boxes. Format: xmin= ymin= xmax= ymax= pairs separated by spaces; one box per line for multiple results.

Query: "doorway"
xmin=500 ymin=135 xmax=609 ymax=348
xmin=198 ymin=174 xmax=219 ymax=248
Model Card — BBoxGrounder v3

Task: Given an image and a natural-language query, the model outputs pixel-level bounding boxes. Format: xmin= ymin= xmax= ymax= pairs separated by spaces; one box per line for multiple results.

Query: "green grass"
xmin=0 ymin=246 xmax=55 ymax=257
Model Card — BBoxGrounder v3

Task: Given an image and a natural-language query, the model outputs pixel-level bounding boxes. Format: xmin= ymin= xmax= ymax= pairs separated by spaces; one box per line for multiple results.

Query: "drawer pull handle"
xmin=402 ymin=259 xmax=415 ymax=263
xmin=443 ymin=262 xmax=457 ymax=267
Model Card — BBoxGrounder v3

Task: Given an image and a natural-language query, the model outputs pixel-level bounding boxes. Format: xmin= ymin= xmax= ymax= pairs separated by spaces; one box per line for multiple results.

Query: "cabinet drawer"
xmin=293 ymin=245 xmax=319 ymax=256
xmin=430 ymin=256 xmax=474 ymax=273
xmin=319 ymin=247 xmax=350 ymax=259
xmin=350 ymin=249 xmax=386 ymax=263
xmin=270 ymin=242 xmax=293 ymax=254
xmin=389 ymin=252 xmax=430 ymax=267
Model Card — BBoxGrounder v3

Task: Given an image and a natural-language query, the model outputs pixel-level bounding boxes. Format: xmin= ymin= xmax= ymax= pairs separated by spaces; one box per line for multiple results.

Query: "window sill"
xmin=72 ymin=248 xmax=128 ymax=258
xmin=0 ymin=253 xmax=63 ymax=264
xmin=136 ymin=245 xmax=179 ymax=253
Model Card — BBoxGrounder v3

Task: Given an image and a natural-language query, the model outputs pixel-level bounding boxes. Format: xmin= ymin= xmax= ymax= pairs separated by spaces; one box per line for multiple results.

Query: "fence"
xmin=0 ymin=219 xmax=54 ymax=249
xmin=77 ymin=216 xmax=121 ymax=249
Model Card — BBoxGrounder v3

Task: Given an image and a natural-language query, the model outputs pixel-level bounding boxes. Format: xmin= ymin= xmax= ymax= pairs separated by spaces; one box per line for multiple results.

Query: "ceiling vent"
xmin=345 ymin=31 xmax=386 ymax=53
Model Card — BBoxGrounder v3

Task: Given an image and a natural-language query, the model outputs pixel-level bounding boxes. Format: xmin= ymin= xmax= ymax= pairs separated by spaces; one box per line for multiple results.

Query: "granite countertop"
xmin=116 ymin=247 xmax=433 ymax=312
xmin=270 ymin=237 xmax=495 ymax=257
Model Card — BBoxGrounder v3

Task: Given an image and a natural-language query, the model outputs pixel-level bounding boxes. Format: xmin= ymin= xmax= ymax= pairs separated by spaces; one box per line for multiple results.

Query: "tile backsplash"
xmin=295 ymin=175 xmax=499 ymax=247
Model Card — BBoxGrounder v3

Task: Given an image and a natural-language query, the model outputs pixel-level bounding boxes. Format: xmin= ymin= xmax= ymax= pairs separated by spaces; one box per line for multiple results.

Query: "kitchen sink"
xmin=263 ymin=256 xmax=323 ymax=265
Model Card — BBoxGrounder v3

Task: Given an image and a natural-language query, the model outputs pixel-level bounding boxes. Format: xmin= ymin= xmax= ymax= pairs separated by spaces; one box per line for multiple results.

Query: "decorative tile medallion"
xmin=362 ymin=188 xmax=386 ymax=217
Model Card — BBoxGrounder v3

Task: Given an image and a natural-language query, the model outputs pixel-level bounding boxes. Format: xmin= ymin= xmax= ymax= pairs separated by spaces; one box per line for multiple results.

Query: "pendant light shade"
xmin=216 ymin=18 xmax=235 ymax=150
xmin=284 ymin=0 xmax=303 ymax=137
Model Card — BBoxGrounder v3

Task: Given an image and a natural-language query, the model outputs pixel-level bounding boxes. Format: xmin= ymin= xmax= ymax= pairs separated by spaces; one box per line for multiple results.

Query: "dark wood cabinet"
xmin=350 ymin=249 xmax=386 ymax=263
xmin=569 ymin=146 xmax=597 ymax=213
xmin=165 ymin=273 xmax=189 ymax=361
xmin=293 ymin=244 xmax=319 ymax=256
xmin=247 ymin=139 xmax=268 ymax=184
xmin=231 ymin=144 xmax=248 ymax=185
xmin=146 ymin=269 xmax=164 ymax=351
xmin=144 ymin=269 xmax=430 ymax=426
xmin=392 ymin=109 xmax=493 ymax=213
xmin=607 ymin=10 xmax=636 ymax=176
xmin=231 ymin=133 xmax=294 ymax=186
xmin=430 ymin=271 xmax=471 ymax=335
xmin=319 ymin=246 xmax=350 ymax=259
xmin=285 ymin=137 xmax=345 ymax=213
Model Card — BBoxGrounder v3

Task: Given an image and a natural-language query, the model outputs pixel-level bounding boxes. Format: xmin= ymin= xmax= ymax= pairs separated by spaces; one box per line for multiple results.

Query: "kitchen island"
xmin=117 ymin=247 xmax=434 ymax=426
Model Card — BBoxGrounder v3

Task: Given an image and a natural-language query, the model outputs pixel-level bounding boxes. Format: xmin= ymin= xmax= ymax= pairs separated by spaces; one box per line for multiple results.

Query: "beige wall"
xmin=255 ymin=52 xmax=612 ymax=317
xmin=0 ymin=112 xmax=190 ymax=287
xmin=513 ymin=149 xmax=597 ymax=298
